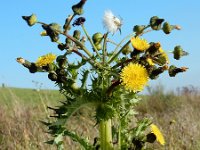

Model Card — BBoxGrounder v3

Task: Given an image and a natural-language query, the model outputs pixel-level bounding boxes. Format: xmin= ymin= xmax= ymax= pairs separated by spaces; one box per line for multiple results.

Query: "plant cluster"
xmin=17 ymin=0 xmax=188 ymax=149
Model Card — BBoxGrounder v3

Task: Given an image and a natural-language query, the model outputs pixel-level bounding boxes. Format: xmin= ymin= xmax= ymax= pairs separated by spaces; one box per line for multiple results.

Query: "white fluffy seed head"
xmin=103 ymin=10 xmax=122 ymax=34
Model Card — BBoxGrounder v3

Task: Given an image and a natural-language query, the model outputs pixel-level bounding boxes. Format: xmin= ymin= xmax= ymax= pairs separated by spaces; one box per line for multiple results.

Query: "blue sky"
xmin=0 ymin=0 xmax=199 ymax=91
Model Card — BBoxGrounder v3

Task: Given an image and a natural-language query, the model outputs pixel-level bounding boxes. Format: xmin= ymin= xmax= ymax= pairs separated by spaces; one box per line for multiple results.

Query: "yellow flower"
xmin=120 ymin=63 xmax=149 ymax=92
xmin=150 ymin=124 xmax=165 ymax=145
xmin=131 ymin=37 xmax=150 ymax=51
xmin=35 ymin=53 xmax=56 ymax=67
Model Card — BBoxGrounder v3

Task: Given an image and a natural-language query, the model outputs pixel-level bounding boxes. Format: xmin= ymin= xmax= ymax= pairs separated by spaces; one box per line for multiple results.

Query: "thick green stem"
xmin=100 ymin=119 xmax=113 ymax=150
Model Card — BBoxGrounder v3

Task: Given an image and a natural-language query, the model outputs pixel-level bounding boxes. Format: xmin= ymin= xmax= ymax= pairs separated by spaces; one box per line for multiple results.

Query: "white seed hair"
xmin=103 ymin=10 xmax=122 ymax=34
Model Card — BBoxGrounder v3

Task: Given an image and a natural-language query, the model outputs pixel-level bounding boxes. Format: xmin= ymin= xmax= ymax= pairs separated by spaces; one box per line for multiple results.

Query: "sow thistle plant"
xmin=17 ymin=0 xmax=188 ymax=149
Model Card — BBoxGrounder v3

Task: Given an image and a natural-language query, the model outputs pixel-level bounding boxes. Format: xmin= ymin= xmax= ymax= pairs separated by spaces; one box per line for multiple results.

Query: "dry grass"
xmin=0 ymin=85 xmax=200 ymax=150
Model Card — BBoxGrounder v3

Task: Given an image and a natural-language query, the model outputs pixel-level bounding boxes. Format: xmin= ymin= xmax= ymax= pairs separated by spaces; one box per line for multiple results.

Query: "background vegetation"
xmin=0 ymin=85 xmax=199 ymax=150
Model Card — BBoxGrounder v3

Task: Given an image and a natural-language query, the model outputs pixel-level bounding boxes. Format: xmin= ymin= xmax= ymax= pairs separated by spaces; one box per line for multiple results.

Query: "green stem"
xmin=102 ymin=32 xmax=109 ymax=66
xmin=108 ymin=34 xmax=133 ymax=64
xmin=108 ymin=40 xmax=131 ymax=64
xmin=100 ymin=119 xmax=114 ymax=150
xmin=81 ymin=24 xmax=101 ymax=58
xmin=118 ymin=121 xmax=121 ymax=150
xmin=64 ymin=13 xmax=76 ymax=34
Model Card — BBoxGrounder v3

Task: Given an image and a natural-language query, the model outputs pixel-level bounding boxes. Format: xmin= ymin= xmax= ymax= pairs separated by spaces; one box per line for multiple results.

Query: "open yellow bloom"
xmin=120 ymin=63 xmax=149 ymax=92
xmin=150 ymin=124 xmax=165 ymax=145
xmin=35 ymin=53 xmax=56 ymax=67
xmin=131 ymin=37 xmax=150 ymax=51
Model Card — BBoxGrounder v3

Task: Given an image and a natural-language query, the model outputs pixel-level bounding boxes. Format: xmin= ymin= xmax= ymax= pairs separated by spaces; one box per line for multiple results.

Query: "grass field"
xmin=0 ymin=85 xmax=200 ymax=150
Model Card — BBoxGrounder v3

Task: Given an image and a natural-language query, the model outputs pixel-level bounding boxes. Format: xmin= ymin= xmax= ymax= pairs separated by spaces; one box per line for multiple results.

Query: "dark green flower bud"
xmin=16 ymin=58 xmax=39 ymax=73
xmin=22 ymin=14 xmax=37 ymax=26
xmin=122 ymin=44 xmax=132 ymax=55
xmin=147 ymin=42 xmax=161 ymax=54
xmin=168 ymin=65 xmax=188 ymax=77
xmin=149 ymin=65 xmax=168 ymax=79
xmin=58 ymin=43 xmax=66 ymax=51
xmin=72 ymin=0 xmax=86 ymax=15
xmin=56 ymin=56 xmax=67 ymax=69
xmin=42 ymin=23 xmax=61 ymax=42
xmin=48 ymin=72 xmax=57 ymax=81
xmin=42 ymin=63 xmax=56 ymax=72
xmin=56 ymin=69 xmax=66 ymax=76
xmin=92 ymin=32 xmax=103 ymax=44
xmin=162 ymin=22 xmax=172 ymax=34
xmin=28 ymin=63 xmax=38 ymax=73
xmin=150 ymin=16 xmax=164 ymax=30
xmin=57 ymin=75 xmax=67 ymax=83
xmin=73 ymin=30 xmax=81 ymax=40
xmin=173 ymin=45 xmax=189 ymax=60
xmin=133 ymin=25 xmax=146 ymax=35
xmin=146 ymin=133 xmax=156 ymax=143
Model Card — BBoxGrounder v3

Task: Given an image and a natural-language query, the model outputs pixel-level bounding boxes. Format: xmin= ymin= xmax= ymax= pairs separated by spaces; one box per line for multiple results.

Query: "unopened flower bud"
xmin=92 ymin=32 xmax=103 ymax=44
xmin=146 ymin=133 xmax=156 ymax=143
xmin=147 ymin=42 xmax=161 ymax=54
xmin=162 ymin=22 xmax=172 ymax=34
xmin=16 ymin=57 xmax=38 ymax=73
xmin=42 ymin=23 xmax=61 ymax=42
xmin=48 ymin=72 xmax=57 ymax=81
xmin=29 ymin=63 xmax=38 ymax=73
xmin=22 ymin=14 xmax=37 ymax=26
xmin=73 ymin=30 xmax=81 ymax=40
xmin=72 ymin=17 xmax=86 ymax=26
xmin=56 ymin=69 xmax=66 ymax=76
xmin=150 ymin=65 xmax=168 ymax=79
xmin=150 ymin=16 xmax=164 ymax=30
xmin=122 ymin=44 xmax=132 ymax=55
xmin=56 ymin=55 xmax=67 ymax=69
xmin=41 ymin=63 xmax=54 ymax=72
xmin=173 ymin=45 xmax=189 ymax=60
xmin=72 ymin=0 xmax=87 ymax=15
xmin=58 ymin=43 xmax=66 ymax=51
xmin=168 ymin=65 xmax=188 ymax=77
xmin=57 ymin=75 xmax=67 ymax=83
xmin=133 ymin=25 xmax=146 ymax=35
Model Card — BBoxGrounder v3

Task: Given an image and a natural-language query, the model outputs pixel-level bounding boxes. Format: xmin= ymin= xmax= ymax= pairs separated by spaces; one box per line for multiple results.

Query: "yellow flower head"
xmin=120 ymin=63 xmax=149 ymax=92
xmin=35 ymin=53 xmax=56 ymax=67
xmin=150 ymin=124 xmax=165 ymax=145
xmin=131 ymin=37 xmax=150 ymax=51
